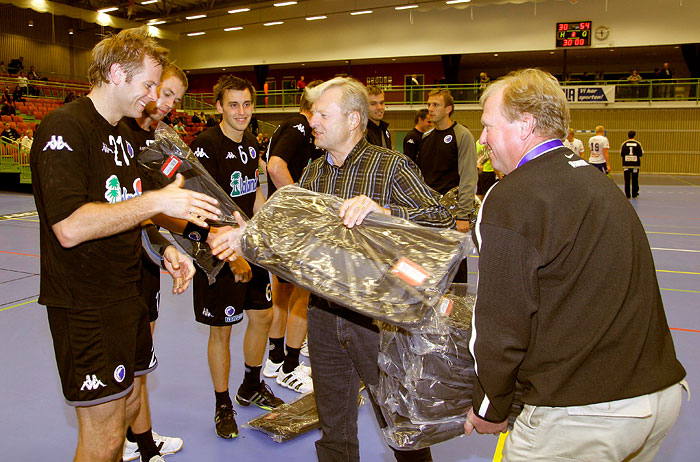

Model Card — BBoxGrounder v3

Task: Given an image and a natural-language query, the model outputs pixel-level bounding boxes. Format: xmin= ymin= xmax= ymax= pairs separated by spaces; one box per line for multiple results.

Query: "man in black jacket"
xmin=365 ymin=85 xmax=391 ymax=149
xmin=464 ymin=68 xmax=686 ymax=462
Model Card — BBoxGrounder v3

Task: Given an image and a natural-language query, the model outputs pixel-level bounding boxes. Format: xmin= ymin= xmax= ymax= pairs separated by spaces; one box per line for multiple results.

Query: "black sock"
xmin=268 ymin=337 xmax=285 ymax=364
xmin=242 ymin=363 xmax=262 ymax=391
xmin=283 ymin=346 xmax=300 ymax=374
xmin=126 ymin=426 xmax=136 ymax=443
xmin=215 ymin=390 xmax=232 ymax=408
xmin=133 ymin=427 xmax=160 ymax=461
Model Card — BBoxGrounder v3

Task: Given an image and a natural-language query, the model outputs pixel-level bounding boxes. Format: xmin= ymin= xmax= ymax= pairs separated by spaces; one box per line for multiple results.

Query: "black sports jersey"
xmin=366 ymin=119 xmax=392 ymax=149
xmin=402 ymin=127 xmax=423 ymax=162
xmin=123 ymin=117 xmax=155 ymax=155
xmin=416 ymin=121 xmax=477 ymax=220
xmin=621 ymin=139 xmax=643 ymax=167
xmin=31 ymin=96 xmax=143 ymax=308
xmin=265 ymin=113 xmax=320 ymax=198
xmin=191 ymin=125 xmax=260 ymax=218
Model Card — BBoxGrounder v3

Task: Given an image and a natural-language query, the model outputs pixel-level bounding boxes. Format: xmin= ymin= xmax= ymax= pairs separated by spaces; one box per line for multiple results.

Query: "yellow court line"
xmin=671 ymin=176 xmax=700 ymax=187
xmin=661 ymin=288 xmax=700 ymax=294
xmin=0 ymin=298 xmax=38 ymax=312
xmin=492 ymin=431 xmax=508 ymax=462
xmin=657 ymin=269 xmax=700 ymax=275
xmin=1 ymin=217 xmax=39 ymax=223
xmin=647 ymin=231 xmax=700 ymax=237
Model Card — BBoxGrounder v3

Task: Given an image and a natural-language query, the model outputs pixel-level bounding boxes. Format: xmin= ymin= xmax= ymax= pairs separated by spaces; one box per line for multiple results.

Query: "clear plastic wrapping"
xmin=137 ymin=122 xmax=248 ymax=283
xmin=245 ymin=391 xmax=365 ymax=443
xmin=439 ymin=187 xmax=481 ymax=230
xmin=240 ymin=185 xmax=471 ymax=329
xmin=372 ymin=284 xmax=524 ymax=450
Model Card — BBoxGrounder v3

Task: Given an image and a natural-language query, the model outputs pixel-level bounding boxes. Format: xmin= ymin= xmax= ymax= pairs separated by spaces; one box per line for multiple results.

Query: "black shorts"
xmin=476 ymin=171 xmax=497 ymax=196
xmin=193 ymin=263 xmax=272 ymax=326
xmin=141 ymin=257 xmax=161 ymax=323
xmin=47 ymin=296 xmax=157 ymax=407
xmin=591 ymin=162 xmax=607 ymax=173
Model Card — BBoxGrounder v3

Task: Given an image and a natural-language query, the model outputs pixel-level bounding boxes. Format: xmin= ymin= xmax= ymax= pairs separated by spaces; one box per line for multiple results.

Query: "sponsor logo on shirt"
xmin=443 ymin=135 xmax=453 ymax=144
xmin=293 ymin=123 xmax=305 ymax=135
xmin=226 ymin=151 xmax=236 ymax=159
xmin=224 ymin=305 xmax=244 ymax=323
xmin=80 ymin=374 xmax=106 ymax=391
xmin=114 ymin=365 xmax=126 ymax=383
xmin=225 ymin=306 xmax=235 ymax=317
xmin=194 ymin=147 xmax=209 ymax=158
xmin=230 ymin=169 xmax=258 ymax=197
xmin=104 ymin=175 xmax=143 ymax=203
xmin=249 ymin=146 xmax=257 ymax=159
xmin=43 ymin=135 xmax=73 ymax=152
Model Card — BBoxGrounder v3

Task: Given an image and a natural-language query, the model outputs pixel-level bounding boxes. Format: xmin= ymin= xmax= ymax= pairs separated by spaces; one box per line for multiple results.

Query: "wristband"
xmin=183 ymin=222 xmax=210 ymax=242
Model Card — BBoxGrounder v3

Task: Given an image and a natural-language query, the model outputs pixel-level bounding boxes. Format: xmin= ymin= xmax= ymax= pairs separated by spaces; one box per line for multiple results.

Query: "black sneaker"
xmin=214 ymin=403 xmax=238 ymax=439
xmin=235 ymin=380 xmax=284 ymax=410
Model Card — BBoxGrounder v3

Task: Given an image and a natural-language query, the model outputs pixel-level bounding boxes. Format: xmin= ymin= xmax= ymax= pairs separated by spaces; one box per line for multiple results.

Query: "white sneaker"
xmin=276 ymin=364 xmax=313 ymax=394
xmin=152 ymin=431 xmax=183 ymax=456
xmin=262 ymin=358 xmax=283 ymax=378
xmin=148 ymin=456 xmax=166 ymax=462
xmin=123 ymin=440 xmax=139 ymax=462
xmin=300 ymin=336 xmax=309 ymax=357
xmin=298 ymin=361 xmax=312 ymax=377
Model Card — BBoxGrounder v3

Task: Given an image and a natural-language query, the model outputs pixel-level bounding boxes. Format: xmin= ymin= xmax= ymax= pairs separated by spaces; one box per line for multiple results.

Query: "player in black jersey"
xmin=122 ymin=63 xmax=189 ymax=462
xmin=402 ymin=108 xmax=431 ymax=162
xmin=262 ymin=82 xmax=323 ymax=395
xmin=190 ymin=75 xmax=281 ymax=440
xmin=365 ymin=85 xmax=392 ymax=149
xmin=620 ymin=130 xmax=644 ymax=198
xmin=31 ymin=28 xmax=220 ymax=462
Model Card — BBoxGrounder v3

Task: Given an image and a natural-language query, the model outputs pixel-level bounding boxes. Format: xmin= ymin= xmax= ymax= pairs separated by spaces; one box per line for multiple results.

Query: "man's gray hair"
xmin=306 ymin=77 xmax=369 ymax=130
xmin=480 ymin=68 xmax=570 ymax=140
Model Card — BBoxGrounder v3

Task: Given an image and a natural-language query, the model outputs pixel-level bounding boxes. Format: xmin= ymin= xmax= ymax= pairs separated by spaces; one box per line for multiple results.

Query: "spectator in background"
xmin=1 ymin=88 xmax=12 ymax=105
xmin=12 ymin=84 xmax=25 ymax=103
xmin=250 ymin=115 xmax=259 ymax=136
xmin=17 ymin=72 xmax=29 ymax=97
xmin=479 ymin=72 xmax=490 ymax=89
xmin=64 ymin=91 xmax=77 ymax=104
xmin=192 ymin=112 xmax=201 ymax=124
xmin=1 ymin=101 xmax=16 ymax=116
xmin=27 ymin=65 xmax=40 ymax=80
xmin=402 ymin=108 xmax=431 ymax=162
xmin=0 ymin=60 xmax=7 ymax=74
xmin=657 ymin=62 xmax=674 ymax=98
xmin=1 ymin=122 xmax=20 ymax=142
xmin=173 ymin=118 xmax=187 ymax=136
xmin=627 ymin=69 xmax=643 ymax=99
xmin=296 ymin=75 xmax=306 ymax=91
xmin=20 ymin=128 xmax=33 ymax=154
xmin=206 ymin=113 xmax=217 ymax=127
xmin=7 ymin=56 xmax=23 ymax=75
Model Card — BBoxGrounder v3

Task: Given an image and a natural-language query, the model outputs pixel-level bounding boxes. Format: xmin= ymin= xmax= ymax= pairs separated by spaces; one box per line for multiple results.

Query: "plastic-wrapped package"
xmin=440 ymin=187 xmax=481 ymax=230
xmin=245 ymin=390 xmax=365 ymax=443
xmin=240 ymin=185 xmax=471 ymax=329
xmin=373 ymin=284 xmax=524 ymax=450
xmin=137 ymin=122 xmax=248 ymax=283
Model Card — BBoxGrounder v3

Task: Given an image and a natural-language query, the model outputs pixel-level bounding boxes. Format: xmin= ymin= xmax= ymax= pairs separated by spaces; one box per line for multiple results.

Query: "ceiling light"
xmin=228 ymin=8 xmax=250 ymax=14
xmin=274 ymin=1 xmax=297 ymax=6
xmin=264 ymin=21 xmax=284 ymax=26
xmin=446 ymin=0 xmax=471 ymax=4
xmin=187 ymin=31 xmax=205 ymax=36
xmin=351 ymin=10 xmax=373 ymax=15
xmin=68 ymin=28 xmax=74 ymax=34
xmin=97 ymin=7 xmax=118 ymax=13
xmin=141 ymin=0 xmax=158 ymax=5
xmin=186 ymin=14 xmax=206 ymax=20
xmin=28 ymin=20 xmax=33 ymax=26
xmin=224 ymin=26 xmax=243 ymax=31
xmin=395 ymin=5 xmax=418 ymax=10
xmin=148 ymin=20 xmax=165 ymax=25
xmin=306 ymin=16 xmax=327 ymax=21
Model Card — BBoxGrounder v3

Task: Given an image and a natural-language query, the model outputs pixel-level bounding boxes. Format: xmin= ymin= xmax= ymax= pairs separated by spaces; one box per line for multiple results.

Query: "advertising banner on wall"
xmin=562 ymin=85 xmax=616 ymax=103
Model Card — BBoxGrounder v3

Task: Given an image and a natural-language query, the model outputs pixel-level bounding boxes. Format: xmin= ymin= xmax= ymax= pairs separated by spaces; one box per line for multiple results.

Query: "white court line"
xmin=651 ymin=247 xmax=700 ymax=253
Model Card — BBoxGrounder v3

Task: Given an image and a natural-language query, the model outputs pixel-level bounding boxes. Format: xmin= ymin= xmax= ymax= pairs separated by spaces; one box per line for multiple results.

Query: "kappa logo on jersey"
xmin=43 ymin=135 xmax=73 ymax=152
xmin=194 ymin=147 xmax=209 ymax=158
xmin=226 ymin=151 xmax=236 ymax=159
xmin=80 ymin=374 xmax=106 ymax=391
xmin=202 ymin=307 xmax=214 ymax=318
xmin=293 ymin=123 xmax=306 ymax=135
xmin=230 ymin=169 xmax=258 ymax=197
xmin=114 ymin=364 xmax=126 ymax=383
xmin=406 ymin=139 xmax=415 ymax=144
xmin=385 ymin=130 xmax=390 ymax=139
xmin=104 ymin=175 xmax=142 ymax=203
xmin=568 ymin=159 xmax=589 ymax=168
xmin=443 ymin=135 xmax=453 ymax=144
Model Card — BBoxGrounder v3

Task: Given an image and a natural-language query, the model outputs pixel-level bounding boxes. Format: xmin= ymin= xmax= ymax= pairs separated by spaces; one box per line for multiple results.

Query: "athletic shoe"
xmin=276 ymin=364 xmax=313 ymax=394
xmin=298 ymin=361 xmax=312 ymax=377
xmin=235 ymin=381 xmax=284 ymax=410
xmin=148 ymin=456 xmax=166 ymax=462
xmin=300 ymin=336 xmax=309 ymax=357
xmin=262 ymin=358 xmax=283 ymax=378
xmin=214 ymin=403 xmax=238 ymax=439
xmin=123 ymin=440 xmax=140 ymax=462
xmin=152 ymin=431 xmax=183 ymax=456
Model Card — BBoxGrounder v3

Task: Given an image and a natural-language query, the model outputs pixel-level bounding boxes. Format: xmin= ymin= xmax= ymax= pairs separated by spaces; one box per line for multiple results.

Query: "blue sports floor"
xmin=0 ymin=174 xmax=698 ymax=461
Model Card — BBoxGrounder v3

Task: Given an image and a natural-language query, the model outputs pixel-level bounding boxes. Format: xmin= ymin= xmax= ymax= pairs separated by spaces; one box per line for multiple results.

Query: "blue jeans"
xmin=307 ymin=298 xmax=432 ymax=462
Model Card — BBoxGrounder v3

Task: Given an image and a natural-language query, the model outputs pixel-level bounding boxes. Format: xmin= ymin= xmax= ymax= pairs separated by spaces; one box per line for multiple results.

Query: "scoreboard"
xmin=556 ymin=21 xmax=592 ymax=48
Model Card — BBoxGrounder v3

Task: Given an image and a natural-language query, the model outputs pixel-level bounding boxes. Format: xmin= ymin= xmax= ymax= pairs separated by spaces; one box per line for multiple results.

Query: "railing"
xmin=0 ymin=136 xmax=31 ymax=183
xmin=179 ymin=78 xmax=700 ymax=111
